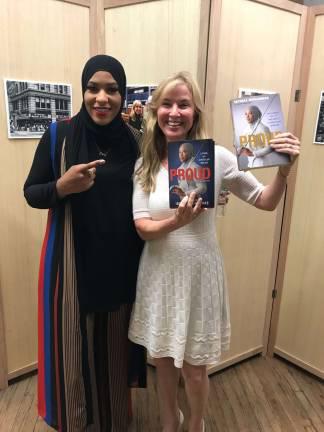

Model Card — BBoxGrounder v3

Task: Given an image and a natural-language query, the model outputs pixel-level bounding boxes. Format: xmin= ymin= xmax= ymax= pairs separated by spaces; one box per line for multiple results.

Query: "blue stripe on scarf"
xmin=44 ymin=121 xmax=58 ymax=424
xmin=50 ymin=122 xmax=57 ymax=174
xmin=43 ymin=211 xmax=57 ymax=425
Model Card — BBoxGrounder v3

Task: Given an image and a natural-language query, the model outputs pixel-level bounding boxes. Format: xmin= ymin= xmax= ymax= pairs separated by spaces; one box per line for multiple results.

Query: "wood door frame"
xmin=90 ymin=0 xmax=105 ymax=55
xmin=267 ymin=4 xmax=324 ymax=357
xmin=197 ymin=0 xmax=212 ymax=97
xmin=0 ymin=282 xmax=8 ymax=389
xmin=57 ymin=0 xmax=105 ymax=56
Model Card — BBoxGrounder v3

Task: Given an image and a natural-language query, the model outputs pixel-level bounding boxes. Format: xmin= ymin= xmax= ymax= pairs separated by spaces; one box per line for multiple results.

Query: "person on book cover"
xmin=244 ymin=105 xmax=271 ymax=135
xmin=171 ymin=142 xmax=207 ymax=199
xmin=240 ymin=105 xmax=278 ymax=168
xmin=23 ymin=55 xmax=146 ymax=432
xmin=128 ymin=71 xmax=300 ymax=432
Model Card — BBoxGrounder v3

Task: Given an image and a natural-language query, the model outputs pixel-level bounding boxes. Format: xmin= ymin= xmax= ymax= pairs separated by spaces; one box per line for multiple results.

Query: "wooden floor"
xmin=0 ymin=355 xmax=323 ymax=431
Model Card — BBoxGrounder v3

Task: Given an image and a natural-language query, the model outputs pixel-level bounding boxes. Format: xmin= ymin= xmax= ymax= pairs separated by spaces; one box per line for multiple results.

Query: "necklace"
xmin=97 ymin=147 xmax=111 ymax=161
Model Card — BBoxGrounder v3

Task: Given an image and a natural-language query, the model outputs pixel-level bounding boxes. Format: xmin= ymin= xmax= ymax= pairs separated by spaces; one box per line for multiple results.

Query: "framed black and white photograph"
xmin=238 ymin=88 xmax=275 ymax=97
xmin=314 ymin=91 xmax=324 ymax=144
xmin=3 ymin=79 xmax=72 ymax=139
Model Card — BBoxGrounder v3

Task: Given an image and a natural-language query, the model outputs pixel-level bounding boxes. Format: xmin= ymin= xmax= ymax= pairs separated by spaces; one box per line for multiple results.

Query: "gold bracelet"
xmin=278 ymin=166 xmax=289 ymax=179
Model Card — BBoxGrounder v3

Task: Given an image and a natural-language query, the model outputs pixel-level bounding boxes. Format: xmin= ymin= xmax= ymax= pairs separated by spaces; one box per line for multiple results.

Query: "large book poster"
xmin=167 ymin=139 xmax=215 ymax=208
xmin=230 ymin=93 xmax=290 ymax=171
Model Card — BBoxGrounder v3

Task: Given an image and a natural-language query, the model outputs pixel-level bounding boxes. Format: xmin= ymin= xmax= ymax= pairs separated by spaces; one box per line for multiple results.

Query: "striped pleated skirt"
xmin=38 ymin=204 xmax=145 ymax=432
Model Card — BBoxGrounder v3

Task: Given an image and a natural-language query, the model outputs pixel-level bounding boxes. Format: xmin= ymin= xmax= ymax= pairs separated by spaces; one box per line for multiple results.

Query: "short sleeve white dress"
xmin=128 ymin=145 xmax=264 ymax=368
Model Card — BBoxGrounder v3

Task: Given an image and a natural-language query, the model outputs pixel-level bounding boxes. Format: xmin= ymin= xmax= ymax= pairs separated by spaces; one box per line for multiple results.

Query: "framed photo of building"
xmin=3 ymin=79 xmax=72 ymax=139
xmin=314 ymin=91 xmax=324 ymax=144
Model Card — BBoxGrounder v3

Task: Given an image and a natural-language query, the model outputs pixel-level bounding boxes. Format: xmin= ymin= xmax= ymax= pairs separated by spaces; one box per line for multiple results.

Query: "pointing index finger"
xmin=83 ymin=159 xmax=106 ymax=171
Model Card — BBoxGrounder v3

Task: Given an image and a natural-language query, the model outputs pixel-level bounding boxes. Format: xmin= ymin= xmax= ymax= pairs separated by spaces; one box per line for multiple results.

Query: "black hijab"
xmin=65 ymin=54 xmax=134 ymax=167
xmin=81 ymin=54 xmax=126 ymax=102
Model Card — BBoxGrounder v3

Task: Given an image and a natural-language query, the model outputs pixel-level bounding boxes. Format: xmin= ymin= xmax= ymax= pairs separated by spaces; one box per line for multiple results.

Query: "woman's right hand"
xmin=56 ymin=159 xmax=106 ymax=198
xmin=173 ymin=191 xmax=204 ymax=228
xmin=134 ymin=192 xmax=204 ymax=241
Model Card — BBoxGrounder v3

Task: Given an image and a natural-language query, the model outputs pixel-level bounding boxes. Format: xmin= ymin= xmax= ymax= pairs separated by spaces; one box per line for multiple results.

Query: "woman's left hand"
xmin=270 ymin=132 xmax=300 ymax=177
xmin=270 ymin=132 xmax=300 ymax=161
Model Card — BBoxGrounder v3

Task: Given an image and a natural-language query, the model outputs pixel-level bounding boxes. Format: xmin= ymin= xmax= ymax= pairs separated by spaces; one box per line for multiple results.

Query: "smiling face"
xmin=134 ymin=103 xmax=143 ymax=115
xmin=157 ymin=83 xmax=195 ymax=142
xmin=84 ymin=71 xmax=122 ymax=126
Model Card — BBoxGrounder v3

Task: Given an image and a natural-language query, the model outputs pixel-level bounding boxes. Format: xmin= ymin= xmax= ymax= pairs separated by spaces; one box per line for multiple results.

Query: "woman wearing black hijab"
xmin=24 ymin=55 xmax=146 ymax=432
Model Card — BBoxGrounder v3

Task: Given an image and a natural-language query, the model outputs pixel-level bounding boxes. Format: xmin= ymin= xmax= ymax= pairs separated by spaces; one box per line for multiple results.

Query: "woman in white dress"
xmin=128 ymin=71 xmax=300 ymax=432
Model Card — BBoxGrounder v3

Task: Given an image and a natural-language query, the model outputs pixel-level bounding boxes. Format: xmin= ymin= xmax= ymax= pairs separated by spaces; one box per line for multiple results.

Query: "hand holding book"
xmin=269 ymin=132 xmax=301 ymax=159
xmin=270 ymin=131 xmax=301 ymax=178
xmin=173 ymin=192 xmax=204 ymax=227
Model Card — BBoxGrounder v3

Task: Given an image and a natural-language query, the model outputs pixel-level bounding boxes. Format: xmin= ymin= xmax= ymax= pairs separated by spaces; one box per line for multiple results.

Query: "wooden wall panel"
xmin=274 ymin=10 xmax=324 ymax=379
xmin=205 ymin=0 xmax=303 ymax=371
xmin=0 ymin=0 xmax=90 ymax=378
xmin=0 ymin=0 xmax=319 ymax=383
xmin=90 ymin=0 xmax=105 ymax=55
xmin=105 ymin=0 xmax=202 ymax=84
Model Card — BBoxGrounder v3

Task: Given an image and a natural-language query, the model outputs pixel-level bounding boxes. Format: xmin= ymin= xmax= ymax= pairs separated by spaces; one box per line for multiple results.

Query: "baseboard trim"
xmin=206 ymin=346 xmax=263 ymax=375
xmin=8 ymin=362 xmax=38 ymax=381
xmin=274 ymin=347 xmax=324 ymax=380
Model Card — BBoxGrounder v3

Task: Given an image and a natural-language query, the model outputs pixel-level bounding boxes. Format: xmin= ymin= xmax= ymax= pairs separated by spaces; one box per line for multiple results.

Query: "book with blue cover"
xmin=230 ymin=93 xmax=290 ymax=171
xmin=167 ymin=139 xmax=215 ymax=208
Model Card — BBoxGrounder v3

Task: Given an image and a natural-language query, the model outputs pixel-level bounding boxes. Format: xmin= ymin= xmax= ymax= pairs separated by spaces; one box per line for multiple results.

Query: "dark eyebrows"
xmin=87 ymin=80 xmax=118 ymax=87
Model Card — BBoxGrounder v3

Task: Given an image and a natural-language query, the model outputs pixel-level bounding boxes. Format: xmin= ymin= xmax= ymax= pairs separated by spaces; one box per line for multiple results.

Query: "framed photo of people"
xmin=313 ymin=90 xmax=324 ymax=144
xmin=3 ymin=78 xmax=72 ymax=139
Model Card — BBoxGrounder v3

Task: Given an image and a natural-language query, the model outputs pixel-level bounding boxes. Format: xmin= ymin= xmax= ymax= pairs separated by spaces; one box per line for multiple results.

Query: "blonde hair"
xmin=129 ymin=100 xmax=143 ymax=120
xmin=136 ymin=71 xmax=209 ymax=192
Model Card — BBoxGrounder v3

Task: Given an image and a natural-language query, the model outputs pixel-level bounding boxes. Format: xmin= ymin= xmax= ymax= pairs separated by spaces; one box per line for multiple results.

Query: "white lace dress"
xmin=128 ymin=145 xmax=264 ymax=368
